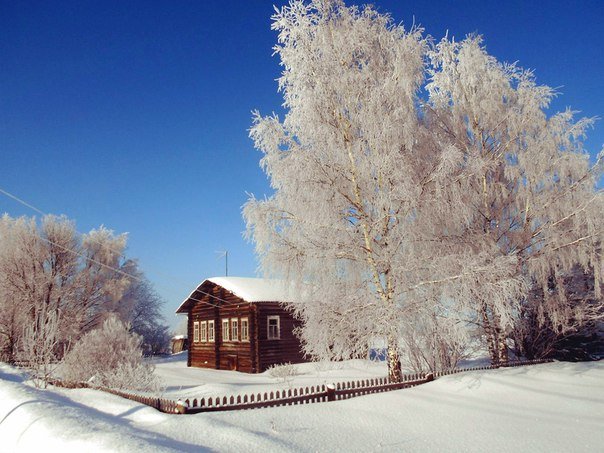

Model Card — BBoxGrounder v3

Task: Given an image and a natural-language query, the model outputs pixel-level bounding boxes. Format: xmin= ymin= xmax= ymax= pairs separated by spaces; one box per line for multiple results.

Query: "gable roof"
xmin=175 ymin=277 xmax=293 ymax=314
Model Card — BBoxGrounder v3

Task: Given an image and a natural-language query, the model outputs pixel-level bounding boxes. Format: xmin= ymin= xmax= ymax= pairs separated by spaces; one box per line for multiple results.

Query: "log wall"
xmin=256 ymin=302 xmax=306 ymax=372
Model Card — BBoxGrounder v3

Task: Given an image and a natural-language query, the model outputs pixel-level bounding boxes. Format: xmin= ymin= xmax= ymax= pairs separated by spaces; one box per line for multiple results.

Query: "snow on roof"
xmin=207 ymin=277 xmax=294 ymax=303
xmin=175 ymin=276 xmax=296 ymax=313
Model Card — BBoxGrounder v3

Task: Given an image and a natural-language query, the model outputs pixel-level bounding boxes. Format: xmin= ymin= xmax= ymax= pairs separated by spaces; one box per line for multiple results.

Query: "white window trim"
xmin=193 ymin=321 xmax=200 ymax=343
xmin=241 ymin=317 xmax=249 ymax=342
xmin=200 ymin=320 xmax=207 ymax=342
xmin=231 ymin=318 xmax=239 ymax=342
xmin=208 ymin=320 xmax=215 ymax=342
xmin=222 ymin=319 xmax=230 ymax=342
xmin=267 ymin=315 xmax=280 ymax=340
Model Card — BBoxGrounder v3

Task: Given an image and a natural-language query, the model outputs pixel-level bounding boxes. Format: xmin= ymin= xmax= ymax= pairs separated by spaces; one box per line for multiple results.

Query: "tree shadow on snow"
xmin=4 ymin=383 xmax=210 ymax=452
xmin=0 ymin=367 xmax=27 ymax=384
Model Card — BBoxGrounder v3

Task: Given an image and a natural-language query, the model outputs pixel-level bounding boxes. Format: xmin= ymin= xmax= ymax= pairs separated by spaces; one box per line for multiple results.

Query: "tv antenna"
xmin=215 ymin=250 xmax=228 ymax=276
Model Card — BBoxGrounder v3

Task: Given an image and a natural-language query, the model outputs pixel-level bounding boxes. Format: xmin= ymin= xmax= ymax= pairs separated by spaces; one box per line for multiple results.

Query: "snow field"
xmin=1 ymin=360 xmax=602 ymax=452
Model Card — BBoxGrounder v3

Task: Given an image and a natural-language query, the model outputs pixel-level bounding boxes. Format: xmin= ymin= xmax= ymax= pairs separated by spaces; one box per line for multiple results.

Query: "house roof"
xmin=175 ymin=276 xmax=294 ymax=314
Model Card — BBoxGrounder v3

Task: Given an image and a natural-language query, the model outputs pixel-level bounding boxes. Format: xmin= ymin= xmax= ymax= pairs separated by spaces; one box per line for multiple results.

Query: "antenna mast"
xmin=216 ymin=250 xmax=228 ymax=276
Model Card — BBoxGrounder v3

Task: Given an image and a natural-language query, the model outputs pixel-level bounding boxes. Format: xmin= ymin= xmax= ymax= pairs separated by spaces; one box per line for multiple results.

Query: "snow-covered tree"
xmin=245 ymin=0 xmax=429 ymax=381
xmin=422 ymin=36 xmax=604 ymax=363
xmin=244 ymin=0 xmax=603 ymax=379
xmin=0 ymin=214 xmax=130 ymax=362
xmin=0 ymin=214 xmax=170 ymax=365
xmin=114 ymin=260 xmax=171 ymax=355
xmin=61 ymin=315 xmax=160 ymax=392
xmin=21 ymin=306 xmax=60 ymax=388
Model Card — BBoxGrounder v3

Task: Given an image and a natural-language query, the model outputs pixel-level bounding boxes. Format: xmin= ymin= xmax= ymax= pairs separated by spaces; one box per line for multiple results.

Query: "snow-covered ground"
xmin=1 ymin=360 xmax=602 ymax=452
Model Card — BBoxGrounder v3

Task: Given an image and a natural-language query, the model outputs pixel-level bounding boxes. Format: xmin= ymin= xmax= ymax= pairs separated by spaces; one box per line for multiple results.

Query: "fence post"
xmin=176 ymin=399 xmax=188 ymax=414
xmin=326 ymin=384 xmax=336 ymax=402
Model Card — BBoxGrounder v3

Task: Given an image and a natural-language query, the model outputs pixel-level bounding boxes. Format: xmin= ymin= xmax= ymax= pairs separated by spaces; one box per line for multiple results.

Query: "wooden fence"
xmin=53 ymin=358 xmax=553 ymax=414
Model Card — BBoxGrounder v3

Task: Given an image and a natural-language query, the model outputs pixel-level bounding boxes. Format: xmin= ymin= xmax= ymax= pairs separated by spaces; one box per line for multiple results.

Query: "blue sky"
xmin=1 ymin=0 xmax=603 ymax=329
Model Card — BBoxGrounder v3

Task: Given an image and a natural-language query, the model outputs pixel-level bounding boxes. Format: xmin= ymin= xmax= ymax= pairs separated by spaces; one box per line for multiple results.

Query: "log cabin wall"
xmin=184 ymin=280 xmax=306 ymax=374
xmin=256 ymin=302 xmax=306 ymax=372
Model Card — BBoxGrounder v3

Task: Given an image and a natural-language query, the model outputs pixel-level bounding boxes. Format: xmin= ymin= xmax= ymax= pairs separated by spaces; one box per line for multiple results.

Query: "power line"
xmin=38 ymin=229 xmax=241 ymax=311
xmin=0 ymin=188 xmax=45 ymax=216
xmin=0 ymin=186 xmax=193 ymax=286
xmin=0 ymin=186 xmax=245 ymax=311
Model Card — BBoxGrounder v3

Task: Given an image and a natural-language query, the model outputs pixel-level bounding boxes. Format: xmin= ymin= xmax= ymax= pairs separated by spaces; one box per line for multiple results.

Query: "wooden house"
xmin=175 ymin=277 xmax=305 ymax=373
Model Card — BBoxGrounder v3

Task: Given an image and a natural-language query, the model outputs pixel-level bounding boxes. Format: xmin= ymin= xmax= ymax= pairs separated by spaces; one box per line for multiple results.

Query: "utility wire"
xmin=0 ymin=186 xmax=245 ymax=311
xmin=0 ymin=188 xmax=46 ymax=216
xmin=39 ymin=229 xmax=240 ymax=310
xmin=1 ymin=186 xmax=197 ymax=287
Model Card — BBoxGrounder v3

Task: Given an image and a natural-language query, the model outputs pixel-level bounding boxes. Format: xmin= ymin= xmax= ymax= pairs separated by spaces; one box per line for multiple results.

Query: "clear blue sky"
xmin=2 ymin=1 xmax=603 ymax=329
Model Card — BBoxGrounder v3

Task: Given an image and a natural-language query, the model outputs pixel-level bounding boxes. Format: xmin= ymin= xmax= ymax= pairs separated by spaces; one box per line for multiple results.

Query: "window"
xmin=208 ymin=320 xmax=215 ymax=342
xmin=267 ymin=315 xmax=280 ymax=340
xmin=200 ymin=321 xmax=207 ymax=342
xmin=193 ymin=321 xmax=200 ymax=343
xmin=231 ymin=319 xmax=239 ymax=342
xmin=222 ymin=319 xmax=230 ymax=342
xmin=241 ymin=318 xmax=249 ymax=342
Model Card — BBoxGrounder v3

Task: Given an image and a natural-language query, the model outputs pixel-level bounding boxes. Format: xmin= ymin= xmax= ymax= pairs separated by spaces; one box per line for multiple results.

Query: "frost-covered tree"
xmin=422 ymin=36 xmax=604 ymax=363
xmin=61 ymin=315 xmax=160 ymax=392
xmin=0 ymin=214 xmax=130 ymax=362
xmin=114 ymin=260 xmax=171 ymax=355
xmin=244 ymin=0 xmax=603 ymax=379
xmin=245 ymin=0 xmax=429 ymax=381
xmin=21 ymin=306 xmax=60 ymax=388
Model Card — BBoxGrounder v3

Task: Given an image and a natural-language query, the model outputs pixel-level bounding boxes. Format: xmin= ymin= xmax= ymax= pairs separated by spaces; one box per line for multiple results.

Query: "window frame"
xmin=267 ymin=315 xmax=280 ymax=340
xmin=200 ymin=320 xmax=207 ymax=342
xmin=231 ymin=318 xmax=239 ymax=342
xmin=222 ymin=319 xmax=230 ymax=342
xmin=193 ymin=321 xmax=200 ymax=343
xmin=241 ymin=317 xmax=249 ymax=342
xmin=208 ymin=320 xmax=215 ymax=342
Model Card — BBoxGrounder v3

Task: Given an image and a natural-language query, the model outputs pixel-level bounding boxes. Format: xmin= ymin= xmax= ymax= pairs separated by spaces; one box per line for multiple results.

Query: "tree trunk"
xmin=495 ymin=324 xmax=509 ymax=365
xmin=479 ymin=304 xmax=499 ymax=364
xmin=491 ymin=310 xmax=509 ymax=365
xmin=386 ymin=339 xmax=402 ymax=382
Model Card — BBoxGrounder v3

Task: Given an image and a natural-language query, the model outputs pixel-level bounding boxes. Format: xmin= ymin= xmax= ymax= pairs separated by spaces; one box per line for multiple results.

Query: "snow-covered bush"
xmin=268 ymin=362 xmax=298 ymax=384
xmin=61 ymin=315 xmax=161 ymax=392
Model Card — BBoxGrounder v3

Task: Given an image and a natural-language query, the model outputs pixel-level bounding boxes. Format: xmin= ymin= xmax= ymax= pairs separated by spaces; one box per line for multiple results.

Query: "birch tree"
xmin=245 ymin=0 xmax=430 ymax=381
xmin=244 ymin=0 xmax=603 ymax=378
xmin=423 ymin=36 xmax=604 ymax=363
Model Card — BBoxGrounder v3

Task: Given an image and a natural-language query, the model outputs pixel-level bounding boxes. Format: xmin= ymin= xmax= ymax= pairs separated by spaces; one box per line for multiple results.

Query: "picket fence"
xmin=53 ymin=358 xmax=552 ymax=414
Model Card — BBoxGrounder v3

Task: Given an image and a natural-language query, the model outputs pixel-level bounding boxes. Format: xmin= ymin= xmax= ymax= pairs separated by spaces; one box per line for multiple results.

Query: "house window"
xmin=208 ymin=320 xmax=215 ymax=342
xmin=222 ymin=319 xmax=230 ymax=342
xmin=241 ymin=318 xmax=249 ymax=341
xmin=231 ymin=319 xmax=239 ymax=342
xmin=200 ymin=321 xmax=207 ymax=342
xmin=267 ymin=315 xmax=280 ymax=340
xmin=193 ymin=321 xmax=200 ymax=343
